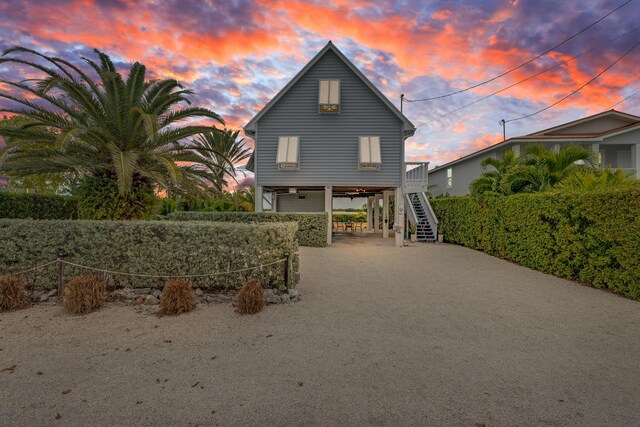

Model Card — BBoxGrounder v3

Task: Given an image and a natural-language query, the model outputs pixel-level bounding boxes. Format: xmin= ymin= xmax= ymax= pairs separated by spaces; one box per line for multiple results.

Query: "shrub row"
xmin=0 ymin=219 xmax=299 ymax=290
xmin=431 ymin=189 xmax=640 ymax=300
xmin=167 ymin=211 xmax=328 ymax=247
xmin=0 ymin=192 xmax=78 ymax=219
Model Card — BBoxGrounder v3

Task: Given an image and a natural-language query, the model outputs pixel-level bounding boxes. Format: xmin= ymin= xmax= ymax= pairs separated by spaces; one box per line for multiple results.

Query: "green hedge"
xmin=167 ymin=211 xmax=328 ymax=247
xmin=0 ymin=192 xmax=78 ymax=219
xmin=431 ymin=189 xmax=640 ymax=300
xmin=0 ymin=219 xmax=299 ymax=290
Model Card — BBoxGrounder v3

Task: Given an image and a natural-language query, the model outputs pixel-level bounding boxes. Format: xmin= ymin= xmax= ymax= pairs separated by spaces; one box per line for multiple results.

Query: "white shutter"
xmin=319 ymin=80 xmax=329 ymax=104
xmin=359 ymin=137 xmax=370 ymax=163
xmin=287 ymin=137 xmax=299 ymax=163
xmin=329 ymin=80 xmax=340 ymax=105
xmin=277 ymin=137 xmax=289 ymax=163
xmin=370 ymin=136 xmax=381 ymax=164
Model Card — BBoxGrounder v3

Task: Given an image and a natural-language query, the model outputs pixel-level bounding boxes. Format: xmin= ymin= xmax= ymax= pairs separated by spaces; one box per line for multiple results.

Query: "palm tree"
xmin=191 ymin=129 xmax=251 ymax=191
xmin=554 ymin=167 xmax=639 ymax=192
xmin=503 ymin=144 xmax=594 ymax=193
xmin=0 ymin=47 xmax=225 ymax=219
xmin=469 ymin=149 xmax=523 ymax=196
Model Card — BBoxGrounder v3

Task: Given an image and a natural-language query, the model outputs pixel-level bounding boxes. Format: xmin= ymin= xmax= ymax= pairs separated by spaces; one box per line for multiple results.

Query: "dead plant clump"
xmin=235 ymin=280 xmax=265 ymax=315
xmin=63 ymin=275 xmax=107 ymax=315
xmin=159 ymin=279 xmax=196 ymax=316
xmin=0 ymin=275 xmax=31 ymax=312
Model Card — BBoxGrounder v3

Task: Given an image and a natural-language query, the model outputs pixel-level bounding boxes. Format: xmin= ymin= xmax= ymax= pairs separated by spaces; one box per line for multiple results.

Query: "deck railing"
xmin=404 ymin=162 xmax=429 ymax=193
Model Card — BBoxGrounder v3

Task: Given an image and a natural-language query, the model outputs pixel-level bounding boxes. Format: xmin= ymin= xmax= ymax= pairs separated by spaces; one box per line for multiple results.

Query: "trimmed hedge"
xmin=167 ymin=211 xmax=328 ymax=247
xmin=0 ymin=219 xmax=299 ymax=290
xmin=0 ymin=192 xmax=78 ymax=219
xmin=431 ymin=189 xmax=640 ymax=300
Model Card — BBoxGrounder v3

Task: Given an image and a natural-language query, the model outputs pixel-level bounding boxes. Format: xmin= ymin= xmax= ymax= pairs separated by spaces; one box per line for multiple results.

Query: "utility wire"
xmin=606 ymin=85 xmax=640 ymax=109
xmin=505 ymin=38 xmax=640 ymax=123
xmin=414 ymin=26 xmax=640 ymax=128
xmin=404 ymin=0 xmax=634 ymax=103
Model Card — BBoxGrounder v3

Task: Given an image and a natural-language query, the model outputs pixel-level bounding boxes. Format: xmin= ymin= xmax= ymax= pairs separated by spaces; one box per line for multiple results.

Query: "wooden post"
xmin=383 ymin=191 xmax=390 ymax=239
xmin=324 ymin=185 xmax=332 ymax=245
xmin=56 ymin=248 xmax=68 ymax=298
xmin=283 ymin=252 xmax=290 ymax=290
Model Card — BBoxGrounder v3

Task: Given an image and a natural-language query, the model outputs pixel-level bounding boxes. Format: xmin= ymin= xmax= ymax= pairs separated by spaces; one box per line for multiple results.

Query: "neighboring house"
xmin=429 ymin=110 xmax=640 ymax=196
xmin=244 ymin=41 xmax=436 ymax=246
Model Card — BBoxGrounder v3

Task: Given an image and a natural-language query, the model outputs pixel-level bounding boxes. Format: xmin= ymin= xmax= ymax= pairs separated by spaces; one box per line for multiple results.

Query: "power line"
xmin=606 ymin=85 xmax=640 ymax=109
xmin=414 ymin=26 xmax=640 ymax=128
xmin=404 ymin=0 xmax=634 ymax=103
xmin=505 ymin=38 xmax=640 ymax=123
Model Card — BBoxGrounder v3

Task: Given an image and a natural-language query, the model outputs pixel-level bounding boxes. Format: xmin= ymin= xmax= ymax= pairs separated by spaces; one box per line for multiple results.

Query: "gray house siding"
xmin=276 ymin=191 xmax=325 ymax=212
xmin=255 ymin=50 xmax=404 ymax=188
xmin=430 ymin=154 xmax=494 ymax=196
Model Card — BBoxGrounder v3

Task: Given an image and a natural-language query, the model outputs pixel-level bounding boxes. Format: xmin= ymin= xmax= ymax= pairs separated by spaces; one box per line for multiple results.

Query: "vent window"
xmin=446 ymin=167 xmax=453 ymax=188
xmin=359 ymin=136 xmax=381 ymax=170
xmin=319 ymin=80 xmax=340 ymax=113
xmin=276 ymin=136 xmax=299 ymax=170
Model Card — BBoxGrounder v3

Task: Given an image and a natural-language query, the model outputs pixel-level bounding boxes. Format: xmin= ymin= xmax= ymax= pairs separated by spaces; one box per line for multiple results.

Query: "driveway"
xmin=1 ymin=239 xmax=639 ymax=426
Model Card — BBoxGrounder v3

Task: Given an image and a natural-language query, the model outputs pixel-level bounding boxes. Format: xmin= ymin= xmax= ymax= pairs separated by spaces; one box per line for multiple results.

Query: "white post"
xmin=553 ymin=143 xmax=560 ymax=154
xmin=324 ymin=186 xmax=332 ymax=246
xmin=592 ymin=143 xmax=600 ymax=169
xmin=513 ymin=144 xmax=520 ymax=157
xmin=366 ymin=196 xmax=373 ymax=231
xmin=383 ymin=191 xmax=390 ymax=239
xmin=632 ymin=143 xmax=640 ymax=179
xmin=395 ymin=187 xmax=404 ymax=247
xmin=373 ymin=195 xmax=380 ymax=234
xmin=255 ymin=186 xmax=263 ymax=212
xmin=271 ymin=192 xmax=277 ymax=212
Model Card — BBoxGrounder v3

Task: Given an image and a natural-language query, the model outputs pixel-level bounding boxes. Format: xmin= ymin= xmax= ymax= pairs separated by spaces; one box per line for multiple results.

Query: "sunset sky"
xmin=1 ymin=0 xmax=639 ymax=170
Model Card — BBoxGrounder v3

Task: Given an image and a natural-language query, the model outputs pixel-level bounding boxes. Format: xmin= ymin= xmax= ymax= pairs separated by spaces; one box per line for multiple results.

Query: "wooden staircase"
xmin=406 ymin=192 xmax=437 ymax=242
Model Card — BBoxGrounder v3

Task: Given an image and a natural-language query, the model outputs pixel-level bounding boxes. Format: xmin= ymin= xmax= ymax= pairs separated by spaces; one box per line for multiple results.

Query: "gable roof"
xmin=528 ymin=109 xmax=640 ymax=136
xmin=243 ymin=41 xmax=415 ymax=137
xmin=429 ymin=109 xmax=640 ymax=173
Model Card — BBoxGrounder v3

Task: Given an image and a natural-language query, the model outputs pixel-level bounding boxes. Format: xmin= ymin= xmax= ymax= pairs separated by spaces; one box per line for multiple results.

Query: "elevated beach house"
xmin=244 ymin=42 xmax=436 ymax=246
xmin=429 ymin=110 xmax=640 ymax=196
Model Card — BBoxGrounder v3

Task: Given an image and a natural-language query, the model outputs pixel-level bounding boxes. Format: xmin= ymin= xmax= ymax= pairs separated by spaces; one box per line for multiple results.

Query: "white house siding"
xmin=254 ymin=49 xmax=404 ymax=188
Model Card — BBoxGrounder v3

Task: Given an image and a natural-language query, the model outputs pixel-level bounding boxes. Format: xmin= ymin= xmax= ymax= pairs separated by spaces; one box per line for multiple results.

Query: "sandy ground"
xmin=1 ymin=234 xmax=639 ymax=426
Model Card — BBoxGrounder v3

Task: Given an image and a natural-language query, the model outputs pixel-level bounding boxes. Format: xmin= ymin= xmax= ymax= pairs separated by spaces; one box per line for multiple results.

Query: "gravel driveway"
xmin=1 ymin=237 xmax=639 ymax=426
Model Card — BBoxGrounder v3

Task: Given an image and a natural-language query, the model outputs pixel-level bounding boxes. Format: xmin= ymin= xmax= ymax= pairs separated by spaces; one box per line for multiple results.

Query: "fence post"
xmin=57 ymin=249 xmax=68 ymax=297
xmin=283 ymin=252 xmax=290 ymax=290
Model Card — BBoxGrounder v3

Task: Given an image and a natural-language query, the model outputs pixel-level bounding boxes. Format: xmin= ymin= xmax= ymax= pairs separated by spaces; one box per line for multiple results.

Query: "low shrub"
xmin=0 ymin=219 xmax=298 ymax=290
xmin=431 ymin=188 xmax=640 ymax=300
xmin=166 ymin=211 xmax=327 ymax=247
xmin=0 ymin=275 xmax=30 ymax=311
xmin=235 ymin=280 xmax=265 ymax=315
xmin=0 ymin=192 xmax=78 ymax=219
xmin=63 ymin=275 xmax=107 ymax=314
xmin=159 ymin=279 xmax=196 ymax=316
xmin=333 ymin=213 xmax=367 ymax=223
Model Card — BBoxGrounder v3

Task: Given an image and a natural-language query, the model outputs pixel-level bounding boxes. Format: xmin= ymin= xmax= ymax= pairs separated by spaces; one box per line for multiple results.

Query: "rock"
xmin=133 ymin=288 xmax=151 ymax=296
xmin=287 ymin=289 xmax=299 ymax=299
xmin=38 ymin=294 xmax=49 ymax=302
xmin=111 ymin=288 xmax=138 ymax=301
xmin=264 ymin=289 xmax=280 ymax=305
xmin=152 ymin=290 xmax=161 ymax=298
xmin=206 ymin=295 xmax=232 ymax=304
xmin=291 ymin=296 xmax=301 ymax=302
xmin=194 ymin=288 xmax=204 ymax=296
xmin=280 ymin=294 xmax=290 ymax=304
xmin=144 ymin=295 xmax=159 ymax=305
xmin=47 ymin=289 xmax=58 ymax=298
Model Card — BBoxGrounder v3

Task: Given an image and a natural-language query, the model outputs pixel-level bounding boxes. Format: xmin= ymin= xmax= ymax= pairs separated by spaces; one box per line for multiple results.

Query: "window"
xmin=276 ymin=136 xmax=299 ymax=170
xmin=446 ymin=167 xmax=453 ymax=188
xmin=319 ymin=80 xmax=340 ymax=112
xmin=359 ymin=136 xmax=381 ymax=170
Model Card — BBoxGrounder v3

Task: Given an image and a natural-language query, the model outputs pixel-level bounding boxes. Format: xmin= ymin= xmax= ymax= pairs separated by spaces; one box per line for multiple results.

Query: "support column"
xmin=255 ymin=186 xmax=263 ymax=212
xmin=373 ymin=195 xmax=380 ymax=234
xmin=632 ymin=143 xmax=640 ymax=179
xmin=395 ymin=187 xmax=404 ymax=247
xmin=271 ymin=192 xmax=277 ymax=212
xmin=366 ymin=196 xmax=373 ymax=231
xmin=383 ymin=191 xmax=390 ymax=239
xmin=592 ymin=143 xmax=600 ymax=169
xmin=553 ymin=143 xmax=560 ymax=154
xmin=324 ymin=186 xmax=332 ymax=246
xmin=513 ymin=144 xmax=520 ymax=157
